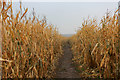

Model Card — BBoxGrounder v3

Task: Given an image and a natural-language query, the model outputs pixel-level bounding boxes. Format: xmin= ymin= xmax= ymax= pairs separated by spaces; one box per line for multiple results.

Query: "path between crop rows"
xmin=54 ymin=42 xmax=80 ymax=78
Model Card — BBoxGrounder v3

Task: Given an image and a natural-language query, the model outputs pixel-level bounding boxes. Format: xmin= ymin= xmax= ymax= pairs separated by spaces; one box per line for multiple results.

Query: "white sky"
xmin=5 ymin=0 xmax=120 ymax=2
xmin=12 ymin=2 xmax=118 ymax=34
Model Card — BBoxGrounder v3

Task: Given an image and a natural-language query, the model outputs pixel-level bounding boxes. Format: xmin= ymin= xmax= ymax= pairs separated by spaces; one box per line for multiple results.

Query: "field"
xmin=0 ymin=1 xmax=120 ymax=79
xmin=70 ymin=11 xmax=120 ymax=78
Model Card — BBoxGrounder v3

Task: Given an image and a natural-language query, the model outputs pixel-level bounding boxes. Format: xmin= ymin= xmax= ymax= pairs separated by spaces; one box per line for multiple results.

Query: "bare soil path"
xmin=54 ymin=41 xmax=80 ymax=78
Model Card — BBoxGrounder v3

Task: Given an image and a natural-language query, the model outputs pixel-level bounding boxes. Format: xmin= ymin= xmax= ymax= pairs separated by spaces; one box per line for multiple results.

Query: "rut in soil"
xmin=55 ymin=41 xmax=80 ymax=78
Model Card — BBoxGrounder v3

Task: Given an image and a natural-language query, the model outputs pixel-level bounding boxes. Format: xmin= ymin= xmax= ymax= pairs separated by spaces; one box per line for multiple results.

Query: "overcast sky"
xmin=12 ymin=2 xmax=118 ymax=34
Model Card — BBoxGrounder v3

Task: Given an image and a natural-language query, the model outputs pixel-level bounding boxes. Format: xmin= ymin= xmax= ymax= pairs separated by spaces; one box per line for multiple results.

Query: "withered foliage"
xmin=70 ymin=10 xmax=120 ymax=78
xmin=1 ymin=1 xmax=63 ymax=78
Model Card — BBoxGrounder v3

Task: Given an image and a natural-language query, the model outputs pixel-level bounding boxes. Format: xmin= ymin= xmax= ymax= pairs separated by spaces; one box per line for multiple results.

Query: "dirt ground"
xmin=54 ymin=42 xmax=80 ymax=78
